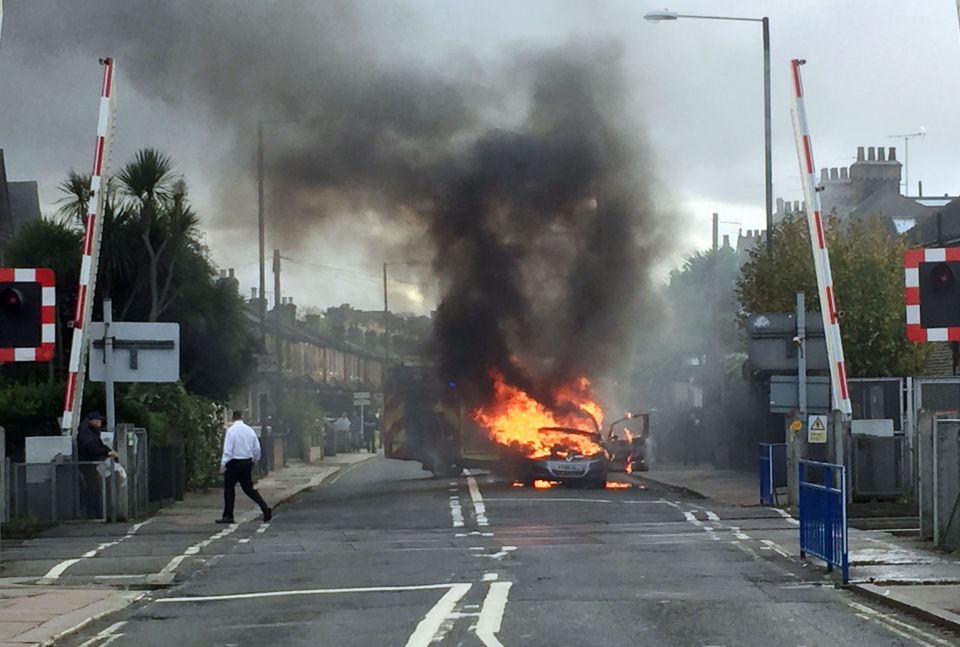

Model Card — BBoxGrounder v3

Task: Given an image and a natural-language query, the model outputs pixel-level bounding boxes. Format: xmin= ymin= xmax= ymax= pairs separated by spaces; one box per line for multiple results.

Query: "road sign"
xmin=790 ymin=418 xmax=803 ymax=434
xmin=0 ymin=268 xmax=55 ymax=362
xmin=808 ymin=415 xmax=828 ymax=444
xmin=747 ymin=312 xmax=828 ymax=372
xmin=88 ymin=322 xmax=180 ymax=383
xmin=353 ymin=391 xmax=372 ymax=406
xmin=904 ymin=247 xmax=960 ymax=342
xmin=770 ymin=376 xmax=830 ymax=414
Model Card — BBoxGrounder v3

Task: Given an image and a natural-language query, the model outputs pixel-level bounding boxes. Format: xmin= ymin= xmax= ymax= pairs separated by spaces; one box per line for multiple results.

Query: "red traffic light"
xmin=930 ymin=263 xmax=955 ymax=294
xmin=0 ymin=287 xmax=25 ymax=315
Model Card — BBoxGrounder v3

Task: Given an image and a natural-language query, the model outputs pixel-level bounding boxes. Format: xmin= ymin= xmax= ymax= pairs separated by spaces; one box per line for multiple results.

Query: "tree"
xmin=737 ymin=215 xmax=929 ymax=377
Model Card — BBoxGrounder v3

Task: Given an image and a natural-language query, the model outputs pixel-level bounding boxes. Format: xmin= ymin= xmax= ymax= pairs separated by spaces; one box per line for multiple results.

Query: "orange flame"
xmin=471 ymin=371 xmax=604 ymax=459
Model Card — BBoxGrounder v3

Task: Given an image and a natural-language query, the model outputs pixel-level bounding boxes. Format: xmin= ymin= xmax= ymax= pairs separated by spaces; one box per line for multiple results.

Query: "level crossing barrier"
xmin=758 ymin=443 xmax=787 ymax=506
xmin=799 ymin=459 xmax=848 ymax=583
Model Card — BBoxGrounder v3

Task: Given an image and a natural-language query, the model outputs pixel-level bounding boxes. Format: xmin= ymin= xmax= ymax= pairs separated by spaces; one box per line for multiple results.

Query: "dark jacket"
xmin=77 ymin=419 xmax=111 ymax=462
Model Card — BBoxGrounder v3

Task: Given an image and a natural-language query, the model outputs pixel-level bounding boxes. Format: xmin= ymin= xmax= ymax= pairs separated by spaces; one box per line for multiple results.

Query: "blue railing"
xmin=799 ymin=459 xmax=848 ymax=584
xmin=758 ymin=443 xmax=787 ymax=506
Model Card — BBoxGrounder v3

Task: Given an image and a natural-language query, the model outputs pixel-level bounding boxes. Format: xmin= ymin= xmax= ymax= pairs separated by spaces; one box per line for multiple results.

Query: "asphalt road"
xmin=62 ymin=457 xmax=958 ymax=647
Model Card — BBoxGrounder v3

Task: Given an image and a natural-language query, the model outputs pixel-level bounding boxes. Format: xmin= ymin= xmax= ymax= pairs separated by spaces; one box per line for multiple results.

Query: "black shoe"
xmin=263 ymin=507 xmax=272 ymax=523
xmin=215 ymin=517 xmax=235 ymax=524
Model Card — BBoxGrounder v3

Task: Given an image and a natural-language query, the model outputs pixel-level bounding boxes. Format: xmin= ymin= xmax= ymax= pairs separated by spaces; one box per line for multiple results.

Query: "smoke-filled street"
xmin=55 ymin=458 xmax=954 ymax=647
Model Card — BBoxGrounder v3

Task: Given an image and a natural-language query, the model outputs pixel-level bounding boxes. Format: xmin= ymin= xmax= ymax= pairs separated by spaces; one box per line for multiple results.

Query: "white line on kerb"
xmin=466 ymin=475 xmax=489 ymax=526
xmin=404 ymin=583 xmax=472 ymax=647
xmin=77 ymin=621 xmax=127 ymax=647
xmin=845 ymin=600 xmax=955 ymax=646
xmin=41 ymin=519 xmax=152 ymax=583
xmin=474 ymin=581 xmax=513 ymax=647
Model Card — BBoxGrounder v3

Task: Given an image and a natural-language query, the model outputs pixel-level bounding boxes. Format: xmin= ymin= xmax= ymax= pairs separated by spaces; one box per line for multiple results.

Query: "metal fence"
xmin=799 ymin=459 xmax=848 ymax=584
xmin=9 ymin=460 xmax=122 ymax=523
xmin=758 ymin=443 xmax=787 ymax=506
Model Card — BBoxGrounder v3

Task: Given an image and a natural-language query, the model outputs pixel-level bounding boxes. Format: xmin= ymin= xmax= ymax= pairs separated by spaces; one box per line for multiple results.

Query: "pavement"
xmin=634 ymin=463 xmax=960 ymax=635
xmin=45 ymin=457 xmax=960 ymax=646
xmin=0 ymin=452 xmax=376 ymax=647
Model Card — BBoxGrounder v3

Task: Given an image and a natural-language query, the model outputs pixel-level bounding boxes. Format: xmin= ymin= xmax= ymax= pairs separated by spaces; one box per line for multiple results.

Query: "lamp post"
xmin=645 ymin=9 xmax=773 ymax=252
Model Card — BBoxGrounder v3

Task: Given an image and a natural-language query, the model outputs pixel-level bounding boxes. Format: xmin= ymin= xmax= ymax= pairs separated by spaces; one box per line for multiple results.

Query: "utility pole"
xmin=273 ymin=249 xmax=281 ymax=310
xmin=383 ymin=263 xmax=390 ymax=367
xmin=257 ymin=121 xmax=266 ymax=346
xmin=712 ymin=213 xmax=719 ymax=251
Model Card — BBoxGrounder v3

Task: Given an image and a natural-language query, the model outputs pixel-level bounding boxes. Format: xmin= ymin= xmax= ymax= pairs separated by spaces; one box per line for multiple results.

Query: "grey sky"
xmin=1 ymin=0 xmax=959 ymax=313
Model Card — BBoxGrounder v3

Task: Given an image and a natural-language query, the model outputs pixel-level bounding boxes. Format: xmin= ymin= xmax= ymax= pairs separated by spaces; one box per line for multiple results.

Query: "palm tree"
xmin=117 ymin=149 xmax=184 ymax=321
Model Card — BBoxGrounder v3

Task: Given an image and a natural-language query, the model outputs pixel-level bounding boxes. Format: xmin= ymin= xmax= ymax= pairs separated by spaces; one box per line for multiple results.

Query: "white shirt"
xmin=221 ymin=420 xmax=262 ymax=466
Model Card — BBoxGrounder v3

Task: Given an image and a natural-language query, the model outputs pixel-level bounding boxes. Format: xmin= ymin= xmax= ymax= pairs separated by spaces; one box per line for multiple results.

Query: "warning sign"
xmin=808 ymin=415 xmax=828 ymax=444
xmin=790 ymin=418 xmax=803 ymax=433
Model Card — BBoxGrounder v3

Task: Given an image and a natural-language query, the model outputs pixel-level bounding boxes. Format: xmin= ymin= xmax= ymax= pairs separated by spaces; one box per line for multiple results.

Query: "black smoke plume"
xmin=8 ymin=1 xmax=672 ymax=404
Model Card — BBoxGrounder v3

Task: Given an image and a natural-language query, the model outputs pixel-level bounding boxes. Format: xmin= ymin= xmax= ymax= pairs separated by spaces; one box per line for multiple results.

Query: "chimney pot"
xmin=830 ymin=168 xmax=839 ymax=180
xmin=868 ymin=146 xmax=876 ymax=161
xmin=251 ymin=288 xmax=258 ymax=299
xmin=229 ymin=268 xmax=235 ymax=279
xmin=840 ymin=167 xmax=848 ymax=180
xmin=888 ymin=146 xmax=896 ymax=161
xmin=821 ymin=168 xmax=828 ymax=183
xmin=857 ymin=146 xmax=865 ymax=161
xmin=220 ymin=269 xmax=227 ymax=278
xmin=722 ymin=234 xmax=730 ymax=248
xmin=878 ymin=147 xmax=886 ymax=162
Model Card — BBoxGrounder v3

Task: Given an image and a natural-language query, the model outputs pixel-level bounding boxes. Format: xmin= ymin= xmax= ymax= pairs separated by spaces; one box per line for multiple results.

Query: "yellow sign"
xmin=790 ymin=418 xmax=803 ymax=433
xmin=808 ymin=415 xmax=828 ymax=444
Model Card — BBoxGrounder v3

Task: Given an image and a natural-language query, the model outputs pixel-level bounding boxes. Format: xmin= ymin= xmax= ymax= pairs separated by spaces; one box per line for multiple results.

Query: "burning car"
xmin=519 ymin=427 xmax=608 ymax=488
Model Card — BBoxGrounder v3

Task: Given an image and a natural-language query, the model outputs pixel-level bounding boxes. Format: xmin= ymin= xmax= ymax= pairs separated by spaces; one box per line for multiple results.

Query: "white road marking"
xmin=704 ymin=510 xmax=720 ymax=522
xmin=40 ymin=520 xmax=152 ymax=583
xmin=160 ymin=582 xmax=464 ymax=604
xmin=760 ymin=539 xmax=791 ymax=558
xmin=482 ymin=572 xmax=499 ymax=581
xmin=77 ymin=621 xmax=126 ymax=647
xmin=449 ymin=495 xmax=465 ymax=528
xmin=683 ymin=511 xmax=698 ymax=523
xmin=466 ymin=475 xmax=489 ymax=526
xmin=238 ymin=538 xmax=251 ymax=544
xmin=474 ymin=581 xmax=513 ymax=647
xmin=774 ymin=508 xmax=800 ymax=525
xmin=456 ymin=531 xmax=495 ymax=537
xmin=478 ymin=546 xmax=517 ymax=561
xmin=730 ymin=527 xmax=751 ymax=541
xmin=483 ymin=498 xmax=611 ymax=504
xmin=403 ymin=583 xmax=473 ymax=647
xmin=154 ymin=522 xmax=240 ymax=579
xmin=846 ymin=600 xmax=954 ymax=646
xmin=256 ymin=523 xmax=270 ymax=534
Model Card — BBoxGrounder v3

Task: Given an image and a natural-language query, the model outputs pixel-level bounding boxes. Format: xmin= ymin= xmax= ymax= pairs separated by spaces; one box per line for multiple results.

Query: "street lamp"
xmin=645 ymin=9 xmax=773 ymax=252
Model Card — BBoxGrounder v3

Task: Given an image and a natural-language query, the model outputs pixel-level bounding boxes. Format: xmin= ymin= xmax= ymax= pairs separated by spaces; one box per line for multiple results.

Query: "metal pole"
xmin=904 ymin=136 xmax=909 ymax=195
xmin=383 ymin=263 xmax=390 ymax=367
xmin=797 ymin=292 xmax=806 ymax=418
xmin=104 ymin=300 xmax=115 ymax=436
xmin=762 ymin=17 xmax=773 ymax=252
xmin=712 ymin=212 xmax=719 ymax=251
xmin=257 ymin=121 xmax=266 ymax=346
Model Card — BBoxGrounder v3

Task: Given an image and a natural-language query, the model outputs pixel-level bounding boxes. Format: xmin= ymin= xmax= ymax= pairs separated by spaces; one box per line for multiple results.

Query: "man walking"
xmin=217 ymin=410 xmax=272 ymax=524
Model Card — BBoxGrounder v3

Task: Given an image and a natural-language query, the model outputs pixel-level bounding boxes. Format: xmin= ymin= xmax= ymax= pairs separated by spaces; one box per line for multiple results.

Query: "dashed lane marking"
xmin=449 ymin=496 xmax=465 ymax=528
xmin=466 ymin=474 xmax=489 ymax=526
xmin=40 ymin=519 xmax=152 ymax=583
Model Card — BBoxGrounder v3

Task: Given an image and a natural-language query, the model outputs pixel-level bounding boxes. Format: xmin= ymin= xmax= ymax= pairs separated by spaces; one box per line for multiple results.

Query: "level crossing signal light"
xmin=905 ymin=248 xmax=960 ymax=341
xmin=0 ymin=268 xmax=56 ymax=362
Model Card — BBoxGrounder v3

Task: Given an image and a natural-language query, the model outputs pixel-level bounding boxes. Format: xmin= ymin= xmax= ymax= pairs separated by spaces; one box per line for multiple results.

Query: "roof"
xmin=908 ymin=198 xmax=960 ymax=246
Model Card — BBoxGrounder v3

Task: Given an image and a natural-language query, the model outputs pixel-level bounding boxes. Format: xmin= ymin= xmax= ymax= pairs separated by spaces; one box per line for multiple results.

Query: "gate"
xmin=799 ymin=459 xmax=848 ymax=584
xmin=758 ymin=443 xmax=787 ymax=506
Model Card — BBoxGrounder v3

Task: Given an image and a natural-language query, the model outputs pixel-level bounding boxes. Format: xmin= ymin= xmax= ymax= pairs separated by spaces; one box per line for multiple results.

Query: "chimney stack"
xmin=888 ymin=146 xmax=896 ymax=161
xmin=857 ymin=146 xmax=865 ymax=161
xmin=877 ymin=147 xmax=886 ymax=162
xmin=868 ymin=147 xmax=876 ymax=161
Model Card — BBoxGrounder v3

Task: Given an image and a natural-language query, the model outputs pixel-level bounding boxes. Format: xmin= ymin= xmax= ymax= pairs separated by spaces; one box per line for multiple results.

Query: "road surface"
xmin=61 ymin=457 xmax=957 ymax=646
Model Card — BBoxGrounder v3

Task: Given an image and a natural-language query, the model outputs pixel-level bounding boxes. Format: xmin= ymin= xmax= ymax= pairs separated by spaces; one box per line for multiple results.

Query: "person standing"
xmin=217 ymin=410 xmax=272 ymax=524
xmin=76 ymin=411 xmax=119 ymax=518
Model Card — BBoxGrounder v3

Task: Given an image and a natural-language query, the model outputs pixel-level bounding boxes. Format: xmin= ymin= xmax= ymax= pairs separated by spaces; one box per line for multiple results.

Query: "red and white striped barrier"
xmin=0 ymin=267 xmax=55 ymax=362
xmin=61 ymin=58 xmax=117 ymax=434
xmin=789 ymin=59 xmax=852 ymax=416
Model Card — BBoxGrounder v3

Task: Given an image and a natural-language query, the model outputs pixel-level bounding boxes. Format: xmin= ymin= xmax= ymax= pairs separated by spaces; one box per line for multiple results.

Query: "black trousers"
xmin=222 ymin=459 xmax=269 ymax=519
